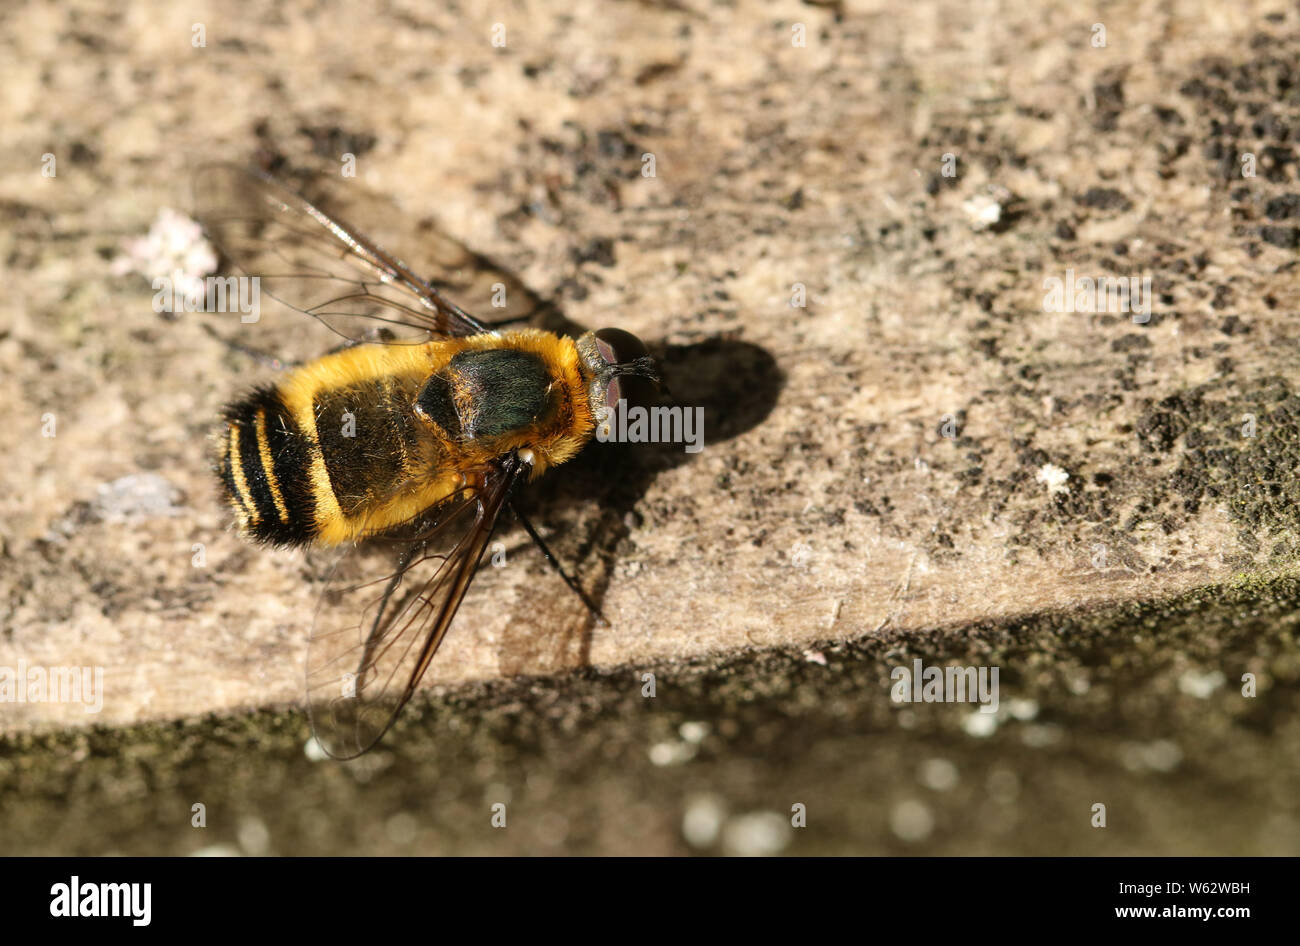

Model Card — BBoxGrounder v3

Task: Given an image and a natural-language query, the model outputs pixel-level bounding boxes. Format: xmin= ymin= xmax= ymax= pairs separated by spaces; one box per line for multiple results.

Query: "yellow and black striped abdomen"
xmin=218 ymin=386 xmax=319 ymax=546
xmin=216 ymin=331 xmax=596 ymax=548
xmin=218 ymin=342 xmax=463 ymax=547
xmin=218 ymin=372 xmax=437 ymax=548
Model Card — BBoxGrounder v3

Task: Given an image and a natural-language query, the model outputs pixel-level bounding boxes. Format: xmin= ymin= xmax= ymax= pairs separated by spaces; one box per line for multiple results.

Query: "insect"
xmin=191 ymin=164 xmax=660 ymax=759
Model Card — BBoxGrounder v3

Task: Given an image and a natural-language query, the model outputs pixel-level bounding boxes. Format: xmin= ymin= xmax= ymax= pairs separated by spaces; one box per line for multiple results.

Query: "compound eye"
xmin=603 ymin=372 xmax=659 ymax=412
xmin=593 ymin=328 xmax=648 ymax=366
xmin=604 ymin=376 xmax=625 ymax=412
xmin=592 ymin=328 xmax=656 ymax=411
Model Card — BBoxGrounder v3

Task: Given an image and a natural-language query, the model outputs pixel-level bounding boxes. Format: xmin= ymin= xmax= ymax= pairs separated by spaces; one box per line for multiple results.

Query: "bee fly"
xmin=192 ymin=165 xmax=660 ymax=759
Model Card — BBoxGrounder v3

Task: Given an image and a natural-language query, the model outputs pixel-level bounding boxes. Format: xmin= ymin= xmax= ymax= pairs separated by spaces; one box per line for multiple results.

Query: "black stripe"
xmin=216 ymin=429 xmax=253 ymax=524
xmin=258 ymin=387 xmax=318 ymax=544
xmin=236 ymin=399 xmax=281 ymax=536
xmin=220 ymin=386 xmax=318 ymax=547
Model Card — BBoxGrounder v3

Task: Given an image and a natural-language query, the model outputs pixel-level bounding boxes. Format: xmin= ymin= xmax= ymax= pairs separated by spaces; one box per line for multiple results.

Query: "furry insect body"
xmin=216 ymin=329 xmax=595 ymax=547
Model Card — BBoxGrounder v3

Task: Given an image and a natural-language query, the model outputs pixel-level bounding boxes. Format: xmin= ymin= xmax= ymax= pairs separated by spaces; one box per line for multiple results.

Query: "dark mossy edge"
xmin=4 ymin=565 xmax=1296 ymax=760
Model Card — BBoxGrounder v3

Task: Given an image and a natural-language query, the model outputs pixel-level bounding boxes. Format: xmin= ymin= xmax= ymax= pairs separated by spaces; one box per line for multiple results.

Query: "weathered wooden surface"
xmin=3 ymin=0 xmax=1300 ymax=736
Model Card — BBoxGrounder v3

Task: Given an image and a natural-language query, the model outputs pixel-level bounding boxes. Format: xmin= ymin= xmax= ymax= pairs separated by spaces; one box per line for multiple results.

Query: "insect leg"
xmin=508 ymin=501 xmax=609 ymax=627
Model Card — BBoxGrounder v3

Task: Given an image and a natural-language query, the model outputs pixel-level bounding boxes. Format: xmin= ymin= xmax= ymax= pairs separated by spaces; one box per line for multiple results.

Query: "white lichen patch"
xmin=112 ymin=207 xmax=217 ymax=299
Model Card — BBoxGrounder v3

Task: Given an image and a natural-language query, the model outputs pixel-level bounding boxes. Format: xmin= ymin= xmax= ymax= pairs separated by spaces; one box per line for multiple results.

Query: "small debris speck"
xmin=1035 ymin=463 xmax=1071 ymax=496
xmin=919 ymin=758 xmax=959 ymax=791
xmin=962 ymin=194 xmax=1002 ymax=230
xmin=963 ymin=712 xmax=999 ymax=738
xmin=1178 ymin=669 xmax=1226 ymax=699
xmin=682 ymin=794 xmax=726 ymax=848
xmin=890 ymin=800 xmax=934 ymax=842
xmin=721 ymin=812 xmax=790 ymax=856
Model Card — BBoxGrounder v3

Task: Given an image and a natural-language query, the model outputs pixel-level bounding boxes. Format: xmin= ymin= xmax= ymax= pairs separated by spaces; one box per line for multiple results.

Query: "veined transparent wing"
xmin=190 ymin=164 xmax=547 ymax=364
xmin=305 ymin=456 xmax=524 ymax=759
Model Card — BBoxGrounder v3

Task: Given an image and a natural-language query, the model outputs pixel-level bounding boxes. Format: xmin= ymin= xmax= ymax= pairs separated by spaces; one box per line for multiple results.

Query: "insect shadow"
xmin=494 ymin=327 xmax=784 ymax=676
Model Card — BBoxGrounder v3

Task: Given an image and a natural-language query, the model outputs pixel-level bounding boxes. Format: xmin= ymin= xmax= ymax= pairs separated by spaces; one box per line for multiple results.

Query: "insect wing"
xmin=305 ymin=461 xmax=521 ymax=759
xmin=190 ymin=165 xmax=546 ymax=361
